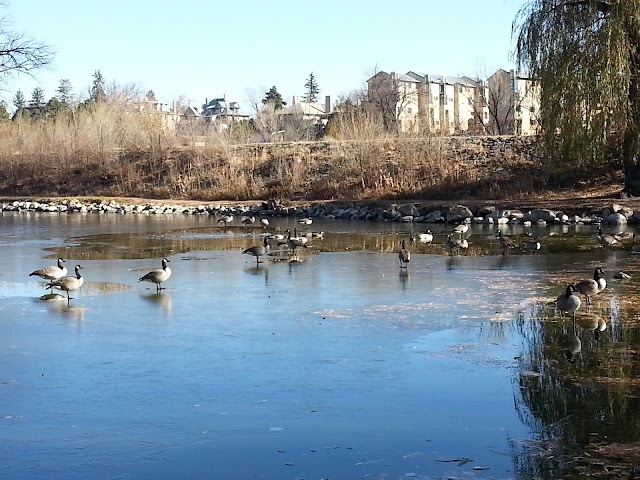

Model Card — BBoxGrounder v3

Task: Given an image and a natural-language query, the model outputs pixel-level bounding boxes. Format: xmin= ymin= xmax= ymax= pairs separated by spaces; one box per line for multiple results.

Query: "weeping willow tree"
xmin=515 ymin=1 xmax=640 ymax=194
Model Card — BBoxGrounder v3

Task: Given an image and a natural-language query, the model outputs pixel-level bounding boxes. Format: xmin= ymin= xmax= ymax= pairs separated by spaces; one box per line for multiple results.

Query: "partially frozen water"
xmin=2 ymin=212 xmax=640 ymax=479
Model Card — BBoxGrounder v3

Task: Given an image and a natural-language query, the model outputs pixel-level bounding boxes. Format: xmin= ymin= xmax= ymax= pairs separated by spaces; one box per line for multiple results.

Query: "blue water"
xmin=2 ymin=212 xmax=620 ymax=480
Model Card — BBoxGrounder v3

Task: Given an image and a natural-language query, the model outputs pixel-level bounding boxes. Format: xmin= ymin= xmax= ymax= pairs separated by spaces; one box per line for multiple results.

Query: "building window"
xmin=484 ymin=111 xmax=488 ymax=119
xmin=408 ymin=107 xmax=412 ymax=113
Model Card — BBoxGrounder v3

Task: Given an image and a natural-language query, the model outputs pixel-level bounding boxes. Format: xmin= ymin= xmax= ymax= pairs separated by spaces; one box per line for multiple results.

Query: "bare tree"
xmin=364 ymin=69 xmax=420 ymax=134
xmin=486 ymin=70 xmax=516 ymax=135
xmin=0 ymin=3 xmax=52 ymax=83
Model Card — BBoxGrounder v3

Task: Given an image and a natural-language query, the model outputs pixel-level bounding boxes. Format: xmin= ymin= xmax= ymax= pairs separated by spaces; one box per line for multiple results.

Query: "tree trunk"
xmin=623 ymin=30 xmax=640 ymax=195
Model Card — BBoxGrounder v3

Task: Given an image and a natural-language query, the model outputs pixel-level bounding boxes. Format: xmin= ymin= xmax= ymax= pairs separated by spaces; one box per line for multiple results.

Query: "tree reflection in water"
xmin=511 ymin=299 xmax=640 ymax=478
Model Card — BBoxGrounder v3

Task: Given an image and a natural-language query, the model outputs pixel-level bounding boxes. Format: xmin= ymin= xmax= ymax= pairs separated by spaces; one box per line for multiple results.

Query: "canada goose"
xmin=614 ymin=271 xmax=631 ymax=279
xmin=243 ymin=236 xmax=270 ymax=265
xmin=310 ymin=231 xmax=325 ymax=239
xmin=453 ymin=223 xmax=469 ymax=235
xmin=260 ymin=218 xmax=269 ymax=228
xmin=445 ymin=234 xmax=468 ymax=256
xmin=417 ymin=230 xmax=433 ymax=243
xmin=138 ymin=258 xmax=171 ymax=291
xmin=268 ymin=232 xmax=285 ymax=241
xmin=398 ymin=239 xmax=410 ymax=269
xmin=292 ymin=228 xmax=308 ymax=244
xmin=575 ymin=267 xmax=606 ymax=305
xmin=522 ymin=235 xmax=541 ymax=253
xmin=595 ymin=227 xmax=620 ymax=248
xmin=279 ymin=229 xmax=308 ymax=258
xmin=46 ymin=264 xmax=83 ymax=303
xmin=30 ymin=258 xmax=67 ymax=286
xmin=217 ymin=214 xmax=233 ymax=225
xmin=242 ymin=216 xmax=255 ymax=225
xmin=556 ymin=284 xmax=581 ymax=318
xmin=496 ymin=230 xmax=517 ymax=255
xmin=298 ymin=217 xmax=313 ymax=225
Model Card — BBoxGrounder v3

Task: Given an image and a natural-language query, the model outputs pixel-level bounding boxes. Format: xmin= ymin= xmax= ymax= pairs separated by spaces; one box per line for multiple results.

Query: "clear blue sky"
xmin=3 ymin=0 xmax=525 ymax=111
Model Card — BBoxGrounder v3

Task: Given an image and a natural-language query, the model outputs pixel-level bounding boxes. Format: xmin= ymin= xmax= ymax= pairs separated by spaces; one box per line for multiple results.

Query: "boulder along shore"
xmin=2 ymin=198 xmax=639 ymax=227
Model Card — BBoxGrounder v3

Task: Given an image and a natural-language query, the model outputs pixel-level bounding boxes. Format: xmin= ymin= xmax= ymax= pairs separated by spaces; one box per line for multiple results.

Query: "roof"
xmin=276 ymin=101 xmax=328 ymax=116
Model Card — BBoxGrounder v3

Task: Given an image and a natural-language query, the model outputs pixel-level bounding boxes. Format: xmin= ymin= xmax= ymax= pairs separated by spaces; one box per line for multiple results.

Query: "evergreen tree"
xmin=29 ymin=87 xmax=45 ymax=108
xmin=262 ymin=86 xmax=286 ymax=110
xmin=90 ymin=70 xmax=106 ymax=102
xmin=303 ymin=72 xmax=320 ymax=103
xmin=28 ymin=87 xmax=45 ymax=118
xmin=0 ymin=101 xmax=10 ymax=120
xmin=56 ymin=79 xmax=73 ymax=104
xmin=145 ymin=90 xmax=156 ymax=102
xmin=13 ymin=89 xmax=25 ymax=110
xmin=45 ymin=97 xmax=65 ymax=117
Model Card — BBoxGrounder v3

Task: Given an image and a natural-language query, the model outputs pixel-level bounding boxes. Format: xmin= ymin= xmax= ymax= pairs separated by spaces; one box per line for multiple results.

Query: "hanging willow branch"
xmin=513 ymin=0 xmax=640 ymax=189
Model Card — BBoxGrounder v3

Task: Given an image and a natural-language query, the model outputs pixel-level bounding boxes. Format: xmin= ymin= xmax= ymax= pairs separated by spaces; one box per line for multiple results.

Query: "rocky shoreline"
xmin=2 ymin=198 xmax=639 ymax=227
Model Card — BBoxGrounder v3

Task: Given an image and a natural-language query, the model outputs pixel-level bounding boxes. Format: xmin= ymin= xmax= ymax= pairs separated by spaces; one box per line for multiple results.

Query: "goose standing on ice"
xmin=398 ymin=239 xmax=410 ymax=269
xmin=496 ymin=230 xmax=518 ymax=255
xmin=556 ymin=284 xmax=581 ymax=318
xmin=575 ymin=267 xmax=606 ymax=305
xmin=30 ymin=258 xmax=67 ymax=286
xmin=46 ymin=264 xmax=84 ymax=303
xmin=243 ymin=236 xmax=270 ymax=266
xmin=139 ymin=258 xmax=172 ymax=292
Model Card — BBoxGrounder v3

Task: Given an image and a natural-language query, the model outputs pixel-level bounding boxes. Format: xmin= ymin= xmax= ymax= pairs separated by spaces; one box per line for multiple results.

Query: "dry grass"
xmin=0 ymin=103 xmax=618 ymax=201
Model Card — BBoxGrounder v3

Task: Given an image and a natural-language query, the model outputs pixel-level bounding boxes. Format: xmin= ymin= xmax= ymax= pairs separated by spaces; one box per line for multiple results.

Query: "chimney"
xmin=324 ymin=95 xmax=331 ymax=114
xmin=292 ymin=96 xmax=298 ymax=105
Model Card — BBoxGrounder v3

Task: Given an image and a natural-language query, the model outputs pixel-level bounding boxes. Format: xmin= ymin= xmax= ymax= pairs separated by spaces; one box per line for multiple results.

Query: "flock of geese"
xmin=28 ymin=214 xmax=632 ymax=316
xmin=29 ymin=257 xmax=172 ymax=304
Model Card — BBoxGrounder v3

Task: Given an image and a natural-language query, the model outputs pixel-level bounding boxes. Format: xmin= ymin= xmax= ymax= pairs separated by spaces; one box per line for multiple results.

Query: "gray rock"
xmin=398 ymin=204 xmax=418 ymax=217
xmin=445 ymin=204 xmax=473 ymax=223
xmin=607 ymin=212 xmax=627 ymax=225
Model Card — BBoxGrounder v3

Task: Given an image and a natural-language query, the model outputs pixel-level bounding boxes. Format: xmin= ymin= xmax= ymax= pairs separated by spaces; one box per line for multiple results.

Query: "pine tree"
xmin=13 ymin=89 xmax=25 ymax=110
xmin=262 ymin=86 xmax=286 ymax=110
xmin=29 ymin=87 xmax=45 ymax=109
xmin=303 ymin=72 xmax=320 ymax=103
xmin=90 ymin=70 xmax=106 ymax=102
xmin=56 ymin=79 xmax=73 ymax=104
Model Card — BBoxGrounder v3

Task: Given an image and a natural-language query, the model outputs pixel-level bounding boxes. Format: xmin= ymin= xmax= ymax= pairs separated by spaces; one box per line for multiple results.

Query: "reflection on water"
xmin=4 ymin=212 xmax=640 ymax=479
xmin=45 ymin=300 xmax=86 ymax=322
xmin=140 ymin=291 xmax=172 ymax=315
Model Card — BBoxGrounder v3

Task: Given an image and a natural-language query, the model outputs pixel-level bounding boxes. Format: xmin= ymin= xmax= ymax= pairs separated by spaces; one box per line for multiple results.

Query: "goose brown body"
xmin=30 ymin=258 xmax=67 ymax=285
xmin=398 ymin=239 xmax=410 ymax=268
xmin=575 ymin=267 xmax=606 ymax=304
xmin=243 ymin=236 xmax=270 ymax=265
xmin=556 ymin=284 xmax=581 ymax=318
xmin=46 ymin=264 xmax=83 ymax=302
xmin=139 ymin=258 xmax=171 ymax=291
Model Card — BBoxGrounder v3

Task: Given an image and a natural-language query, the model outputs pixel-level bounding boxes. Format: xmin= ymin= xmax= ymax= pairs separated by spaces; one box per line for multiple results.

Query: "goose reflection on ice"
xmin=557 ymin=318 xmax=581 ymax=362
xmin=576 ymin=312 xmax=608 ymax=340
xmin=399 ymin=270 xmax=409 ymax=290
xmin=140 ymin=291 xmax=172 ymax=315
xmin=42 ymin=297 xmax=86 ymax=322
xmin=245 ymin=265 xmax=269 ymax=285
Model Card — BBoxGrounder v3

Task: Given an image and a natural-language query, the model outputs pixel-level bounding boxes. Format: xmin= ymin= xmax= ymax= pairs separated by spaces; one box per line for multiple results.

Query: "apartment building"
xmin=366 ymin=71 xmax=489 ymax=135
xmin=487 ymin=69 xmax=540 ymax=136
xmin=367 ymin=69 xmax=540 ymax=136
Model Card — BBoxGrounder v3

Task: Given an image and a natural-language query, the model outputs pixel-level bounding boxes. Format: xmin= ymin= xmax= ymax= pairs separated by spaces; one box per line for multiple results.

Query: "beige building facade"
xmin=367 ymin=69 xmax=540 ymax=136
xmin=367 ymin=71 xmax=489 ymax=135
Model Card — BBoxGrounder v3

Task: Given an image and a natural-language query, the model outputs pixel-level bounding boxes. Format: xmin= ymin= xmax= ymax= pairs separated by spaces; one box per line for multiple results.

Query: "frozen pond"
xmin=2 ymin=211 xmax=640 ymax=479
